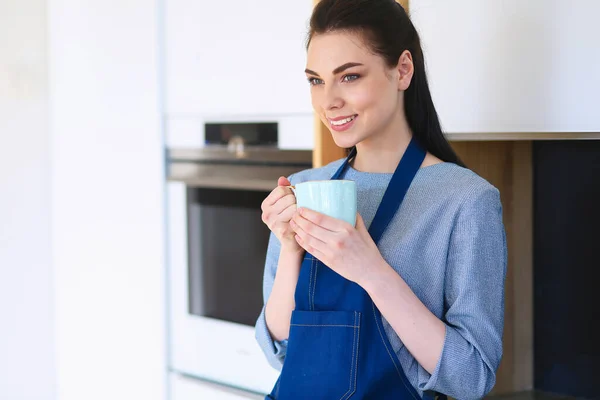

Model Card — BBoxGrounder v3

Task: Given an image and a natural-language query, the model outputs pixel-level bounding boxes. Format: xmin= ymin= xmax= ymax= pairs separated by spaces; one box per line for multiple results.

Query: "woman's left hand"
xmin=289 ymin=207 xmax=387 ymax=285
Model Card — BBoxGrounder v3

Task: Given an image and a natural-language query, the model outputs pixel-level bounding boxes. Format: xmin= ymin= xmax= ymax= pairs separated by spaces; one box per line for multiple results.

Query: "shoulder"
xmin=287 ymin=158 xmax=346 ymax=185
xmin=420 ymin=163 xmax=502 ymax=213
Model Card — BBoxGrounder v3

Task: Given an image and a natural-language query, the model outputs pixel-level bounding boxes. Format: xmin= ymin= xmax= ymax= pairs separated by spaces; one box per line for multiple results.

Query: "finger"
xmin=294 ymin=235 xmax=327 ymax=265
xmin=292 ymin=211 xmax=336 ymax=243
xmin=277 ymin=176 xmax=291 ymax=187
xmin=263 ymin=176 xmax=293 ymax=208
xmin=264 ymin=196 xmax=296 ymax=228
xmin=278 ymin=202 xmax=298 ymax=222
xmin=354 ymin=213 xmax=368 ymax=237
xmin=356 ymin=214 xmax=377 ymax=246
xmin=271 ymin=194 xmax=296 ymax=216
xmin=294 ymin=228 xmax=326 ymax=259
xmin=355 ymin=213 xmax=366 ymax=230
xmin=296 ymin=207 xmax=350 ymax=232
xmin=290 ymin=217 xmax=326 ymax=249
xmin=262 ymin=185 xmax=293 ymax=208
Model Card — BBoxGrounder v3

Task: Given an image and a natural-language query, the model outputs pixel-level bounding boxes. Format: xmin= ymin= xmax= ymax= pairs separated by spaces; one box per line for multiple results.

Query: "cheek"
xmin=310 ymin=88 xmax=326 ymax=114
xmin=309 ymin=89 xmax=318 ymax=108
xmin=350 ymin=78 xmax=394 ymax=113
xmin=346 ymin=86 xmax=377 ymax=111
xmin=349 ymin=89 xmax=394 ymax=125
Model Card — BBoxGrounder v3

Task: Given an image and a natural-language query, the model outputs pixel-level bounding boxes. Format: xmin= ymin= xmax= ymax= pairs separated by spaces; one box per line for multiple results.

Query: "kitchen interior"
xmin=1 ymin=0 xmax=598 ymax=400
xmin=165 ymin=0 xmax=600 ymax=398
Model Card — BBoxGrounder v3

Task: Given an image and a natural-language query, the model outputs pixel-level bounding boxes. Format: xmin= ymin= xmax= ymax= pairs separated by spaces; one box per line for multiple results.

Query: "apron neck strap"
xmin=331 ymin=147 xmax=356 ymax=181
xmin=330 ymin=138 xmax=426 ymax=244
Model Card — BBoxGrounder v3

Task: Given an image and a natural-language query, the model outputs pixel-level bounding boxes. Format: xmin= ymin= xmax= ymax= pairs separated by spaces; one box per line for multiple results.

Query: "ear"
xmin=396 ymin=50 xmax=414 ymax=91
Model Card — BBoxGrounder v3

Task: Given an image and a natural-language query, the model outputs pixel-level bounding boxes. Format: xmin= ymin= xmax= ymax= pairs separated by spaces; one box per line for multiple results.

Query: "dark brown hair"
xmin=307 ymin=0 xmax=465 ymax=167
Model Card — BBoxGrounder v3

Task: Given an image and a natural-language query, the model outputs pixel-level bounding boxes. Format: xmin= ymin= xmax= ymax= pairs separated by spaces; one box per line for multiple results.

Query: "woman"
xmin=255 ymin=0 xmax=507 ymax=399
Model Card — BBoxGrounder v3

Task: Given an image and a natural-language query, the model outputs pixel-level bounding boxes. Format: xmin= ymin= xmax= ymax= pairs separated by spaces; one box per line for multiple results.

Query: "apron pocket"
xmin=279 ymin=310 xmax=361 ymax=400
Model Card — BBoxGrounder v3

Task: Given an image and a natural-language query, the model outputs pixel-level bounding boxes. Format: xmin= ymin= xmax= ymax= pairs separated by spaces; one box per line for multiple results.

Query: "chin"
xmin=330 ymin=132 xmax=359 ymax=150
xmin=328 ymin=125 xmax=361 ymax=148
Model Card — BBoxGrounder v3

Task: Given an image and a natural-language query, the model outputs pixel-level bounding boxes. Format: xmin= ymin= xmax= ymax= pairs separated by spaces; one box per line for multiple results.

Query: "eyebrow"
xmin=304 ymin=62 xmax=364 ymax=77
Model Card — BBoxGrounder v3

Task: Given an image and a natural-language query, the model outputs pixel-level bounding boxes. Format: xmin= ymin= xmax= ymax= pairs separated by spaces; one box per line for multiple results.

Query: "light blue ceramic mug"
xmin=291 ymin=180 xmax=357 ymax=226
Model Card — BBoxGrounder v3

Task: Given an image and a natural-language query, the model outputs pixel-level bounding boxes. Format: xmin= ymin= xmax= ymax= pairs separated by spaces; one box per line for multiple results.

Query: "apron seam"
xmin=308 ymin=257 xmax=314 ymax=311
xmin=339 ymin=312 xmax=357 ymax=400
xmin=372 ymin=301 xmax=420 ymax=400
xmin=312 ymin=260 xmax=318 ymax=311
xmin=352 ymin=312 xmax=361 ymax=398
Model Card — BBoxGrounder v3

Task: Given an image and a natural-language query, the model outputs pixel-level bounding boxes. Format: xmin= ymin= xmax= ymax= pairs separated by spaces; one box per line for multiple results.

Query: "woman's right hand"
xmin=261 ymin=176 xmax=301 ymax=251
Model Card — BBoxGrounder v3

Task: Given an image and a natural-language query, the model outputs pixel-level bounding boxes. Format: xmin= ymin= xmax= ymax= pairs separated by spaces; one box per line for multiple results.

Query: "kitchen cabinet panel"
xmin=410 ymin=0 xmax=600 ymax=133
xmin=165 ymin=0 xmax=314 ymax=116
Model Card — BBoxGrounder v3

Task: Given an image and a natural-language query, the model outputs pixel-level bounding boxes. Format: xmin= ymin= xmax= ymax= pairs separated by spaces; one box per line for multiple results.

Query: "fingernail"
xmin=298 ymin=208 xmax=304 ymax=215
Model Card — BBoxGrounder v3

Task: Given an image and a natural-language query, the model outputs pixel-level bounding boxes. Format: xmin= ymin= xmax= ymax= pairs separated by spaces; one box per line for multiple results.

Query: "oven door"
xmin=167 ymin=181 xmax=279 ymax=395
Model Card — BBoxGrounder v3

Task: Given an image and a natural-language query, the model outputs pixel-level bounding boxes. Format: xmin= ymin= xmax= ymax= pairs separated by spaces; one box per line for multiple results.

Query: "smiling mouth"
xmin=327 ymin=114 xmax=358 ymax=131
xmin=329 ymin=115 xmax=357 ymax=126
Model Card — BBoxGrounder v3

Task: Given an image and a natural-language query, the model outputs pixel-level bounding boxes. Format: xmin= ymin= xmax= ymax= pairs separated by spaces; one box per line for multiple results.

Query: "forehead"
xmin=306 ymin=31 xmax=379 ymax=72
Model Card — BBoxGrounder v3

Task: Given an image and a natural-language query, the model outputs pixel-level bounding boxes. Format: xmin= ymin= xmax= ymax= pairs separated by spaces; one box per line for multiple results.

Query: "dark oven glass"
xmin=204 ymin=122 xmax=278 ymax=146
xmin=187 ymin=186 xmax=271 ymax=326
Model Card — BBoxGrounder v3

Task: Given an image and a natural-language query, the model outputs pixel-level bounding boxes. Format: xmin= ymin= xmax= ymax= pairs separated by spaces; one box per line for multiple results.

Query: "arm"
xmin=265 ymin=243 xmax=304 ymax=342
xmin=363 ymin=188 xmax=507 ymax=399
xmin=255 ymin=174 xmax=306 ymax=369
xmin=363 ymin=263 xmax=446 ymax=373
xmin=255 ymin=233 xmax=303 ymax=370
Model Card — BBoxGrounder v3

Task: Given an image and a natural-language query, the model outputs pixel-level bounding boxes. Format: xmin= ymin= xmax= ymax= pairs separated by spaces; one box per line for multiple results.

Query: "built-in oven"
xmin=166 ymin=122 xmax=312 ymax=396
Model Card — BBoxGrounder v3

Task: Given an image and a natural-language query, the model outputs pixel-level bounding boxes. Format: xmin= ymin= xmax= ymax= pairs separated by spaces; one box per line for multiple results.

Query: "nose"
xmin=321 ymin=83 xmax=344 ymax=111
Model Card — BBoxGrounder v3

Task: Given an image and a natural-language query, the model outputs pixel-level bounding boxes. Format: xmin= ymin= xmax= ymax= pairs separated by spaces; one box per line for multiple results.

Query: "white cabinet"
xmin=165 ymin=0 xmax=314 ymax=117
xmin=170 ymin=373 xmax=265 ymax=400
xmin=410 ymin=0 xmax=600 ymax=133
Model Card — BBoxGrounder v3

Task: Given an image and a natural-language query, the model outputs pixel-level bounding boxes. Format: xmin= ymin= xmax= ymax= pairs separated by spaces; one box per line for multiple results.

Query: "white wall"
xmin=0 ymin=1 xmax=56 ymax=399
xmin=48 ymin=0 xmax=166 ymax=399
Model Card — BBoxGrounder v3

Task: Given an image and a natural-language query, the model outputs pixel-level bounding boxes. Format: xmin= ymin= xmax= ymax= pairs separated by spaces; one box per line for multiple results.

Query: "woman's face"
xmin=306 ymin=31 xmax=402 ymax=149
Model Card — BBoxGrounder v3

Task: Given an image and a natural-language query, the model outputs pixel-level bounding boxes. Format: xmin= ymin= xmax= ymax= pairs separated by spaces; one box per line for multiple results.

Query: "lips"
xmin=327 ymin=114 xmax=358 ymax=132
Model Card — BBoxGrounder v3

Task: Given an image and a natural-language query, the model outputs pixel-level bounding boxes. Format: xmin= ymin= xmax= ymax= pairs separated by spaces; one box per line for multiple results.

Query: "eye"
xmin=307 ymin=77 xmax=324 ymax=86
xmin=342 ymin=74 xmax=360 ymax=83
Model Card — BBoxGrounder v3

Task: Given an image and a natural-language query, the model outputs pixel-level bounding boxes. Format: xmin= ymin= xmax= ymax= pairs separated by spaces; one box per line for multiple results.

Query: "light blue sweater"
xmin=255 ymin=158 xmax=507 ymax=400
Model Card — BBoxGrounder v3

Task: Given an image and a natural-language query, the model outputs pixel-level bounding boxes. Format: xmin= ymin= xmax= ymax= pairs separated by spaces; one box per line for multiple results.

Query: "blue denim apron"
xmin=267 ymin=138 xmax=446 ymax=400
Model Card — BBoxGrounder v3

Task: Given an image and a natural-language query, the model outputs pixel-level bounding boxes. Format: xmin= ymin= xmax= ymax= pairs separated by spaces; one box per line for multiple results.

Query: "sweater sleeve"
xmin=418 ymin=187 xmax=508 ymax=400
xmin=254 ymin=231 xmax=287 ymax=370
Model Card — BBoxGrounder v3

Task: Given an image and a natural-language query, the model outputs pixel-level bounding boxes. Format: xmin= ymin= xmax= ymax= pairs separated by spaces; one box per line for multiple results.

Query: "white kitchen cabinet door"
xmin=410 ymin=0 xmax=600 ymax=133
xmin=170 ymin=373 xmax=265 ymax=400
xmin=165 ymin=0 xmax=314 ymax=117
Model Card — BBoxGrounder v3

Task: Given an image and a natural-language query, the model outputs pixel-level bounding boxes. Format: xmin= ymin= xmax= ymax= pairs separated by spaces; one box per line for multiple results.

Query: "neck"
xmin=351 ymin=112 xmax=413 ymax=173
